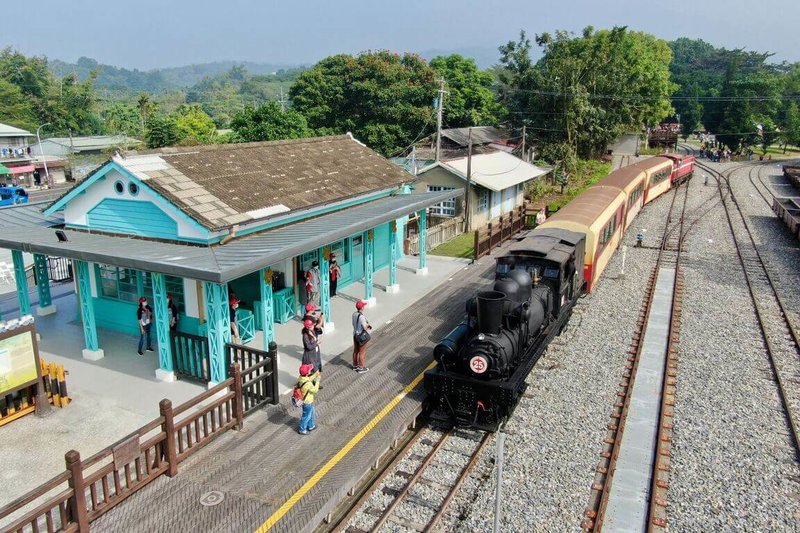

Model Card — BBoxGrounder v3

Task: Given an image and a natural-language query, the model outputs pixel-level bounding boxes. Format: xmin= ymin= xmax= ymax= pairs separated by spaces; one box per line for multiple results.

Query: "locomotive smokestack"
xmin=476 ymin=290 xmax=505 ymax=335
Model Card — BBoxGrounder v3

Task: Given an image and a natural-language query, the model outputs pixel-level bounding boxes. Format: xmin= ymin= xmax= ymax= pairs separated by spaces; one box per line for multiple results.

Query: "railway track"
xmin=324 ymin=423 xmax=490 ymax=533
xmin=700 ymin=161 xmax=800 ymax=457
xmin=583 ymin=177 xmax=691 ymax=532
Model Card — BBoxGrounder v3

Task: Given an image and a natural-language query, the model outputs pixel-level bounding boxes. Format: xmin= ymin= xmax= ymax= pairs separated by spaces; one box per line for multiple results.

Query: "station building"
xmin=0 ymin=134 xmax=460 ymax=385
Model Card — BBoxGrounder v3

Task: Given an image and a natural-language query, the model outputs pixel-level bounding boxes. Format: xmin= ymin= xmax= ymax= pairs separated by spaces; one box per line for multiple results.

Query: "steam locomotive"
xmin=424 ymin=228 xmax=585 ymax=431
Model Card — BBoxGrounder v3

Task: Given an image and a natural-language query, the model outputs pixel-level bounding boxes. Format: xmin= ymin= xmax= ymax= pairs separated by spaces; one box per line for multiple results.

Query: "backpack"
xmin=291 ymin=382 xmax=307 ymax=408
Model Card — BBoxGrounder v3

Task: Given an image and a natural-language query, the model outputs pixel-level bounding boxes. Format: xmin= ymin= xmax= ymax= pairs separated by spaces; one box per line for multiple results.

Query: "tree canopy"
xmin=230 ymin=101 xmax=311 ymax=142
xmin=289 ymin=51 xmax=438 ymax=155
xmin=429 ymin=54 xmax=504 ymax=127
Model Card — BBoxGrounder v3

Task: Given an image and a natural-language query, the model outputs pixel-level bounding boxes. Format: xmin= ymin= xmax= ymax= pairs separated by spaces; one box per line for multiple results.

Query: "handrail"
xmin=172 ymin=378 xmax=233 ymax=417
xmin=81 ymin=417 xmax=165 ymax=469
xmin=0 ymin=471 xmax=71 ymax=517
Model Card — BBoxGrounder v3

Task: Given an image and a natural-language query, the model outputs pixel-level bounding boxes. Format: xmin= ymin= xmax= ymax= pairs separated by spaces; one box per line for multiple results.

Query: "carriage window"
xmin=544 ymin=267 xmax=560 ymax=279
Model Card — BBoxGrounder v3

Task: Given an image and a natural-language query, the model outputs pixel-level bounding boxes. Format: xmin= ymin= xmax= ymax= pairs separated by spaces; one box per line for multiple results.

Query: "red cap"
xmin=330 ymin=253 xmax=336 ymax=259
xmin=230 ymin=297 xmax=239 ymax=305
xmin=139 ymin=297 xmax=147 ymax=304
xmin=303 ymin=319 xmax=314 ymax=328
xmin=305 ymin=303 xmax=316 ymax=312
xmin=299 ymin=364 xmax=314 ymax=376
xmin=355 ymin=300 xmax=367 ymax=310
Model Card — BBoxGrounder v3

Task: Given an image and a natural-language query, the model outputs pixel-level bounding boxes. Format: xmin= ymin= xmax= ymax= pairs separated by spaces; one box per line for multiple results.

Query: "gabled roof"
xmin=0 ymin=123 xmax=33 ymax=138
xmin=421 ymin=152 xmax=551 ymax=192
xmin=48 ymin=134 xmax=413 ymax=232
xmin=42 ymin=135 xmax=142 ymax=151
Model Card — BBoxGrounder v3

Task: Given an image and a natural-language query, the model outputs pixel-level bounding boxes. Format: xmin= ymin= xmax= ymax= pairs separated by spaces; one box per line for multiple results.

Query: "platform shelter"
xmin=0 ymin=135 xmax=461 ymax=385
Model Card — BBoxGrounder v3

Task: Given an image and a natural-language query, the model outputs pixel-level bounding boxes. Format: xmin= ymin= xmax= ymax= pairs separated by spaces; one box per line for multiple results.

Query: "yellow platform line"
xmin=254 ymin=361 xmax=436 ymax=532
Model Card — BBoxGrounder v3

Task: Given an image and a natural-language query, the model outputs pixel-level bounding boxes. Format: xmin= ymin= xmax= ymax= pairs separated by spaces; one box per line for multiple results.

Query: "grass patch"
xmin=430 ymin=231 xmax=474 ymax=259
xmin=545 ymin=159 xmax=612 ymax=213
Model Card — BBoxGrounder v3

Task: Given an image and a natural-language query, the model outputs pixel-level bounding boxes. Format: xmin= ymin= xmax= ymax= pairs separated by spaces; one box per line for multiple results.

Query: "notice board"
xmin=0 ymin=323 xmax=41 ymax=396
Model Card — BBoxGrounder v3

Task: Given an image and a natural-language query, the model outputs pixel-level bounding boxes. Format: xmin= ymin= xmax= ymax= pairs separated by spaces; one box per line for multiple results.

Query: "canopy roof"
xmin=440 ymin=152 xmax=551 ymax=192
xmin=0 ymin=190 xmax=461 ymax=283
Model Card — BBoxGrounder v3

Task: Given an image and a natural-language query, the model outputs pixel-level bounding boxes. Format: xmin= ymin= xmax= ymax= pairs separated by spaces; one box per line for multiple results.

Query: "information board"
xmin=0 ymin=324 xmax=41 ymax=396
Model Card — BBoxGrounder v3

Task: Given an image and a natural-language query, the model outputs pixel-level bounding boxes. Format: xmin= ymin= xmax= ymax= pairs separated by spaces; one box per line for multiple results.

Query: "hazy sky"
xmin=5 ymin=0 xmax=799 ymax=69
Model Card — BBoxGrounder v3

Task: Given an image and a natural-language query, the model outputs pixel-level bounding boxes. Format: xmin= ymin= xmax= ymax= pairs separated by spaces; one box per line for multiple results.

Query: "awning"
xmin=442 ymin=152 xmax=551 ymax=192
xmin=0 ymin=190 xmax=463 ymax=283
xmin=0 ymin=164 xmax=9 ymax=175
xmin=8 ymin=165 xmax=35 ymax=175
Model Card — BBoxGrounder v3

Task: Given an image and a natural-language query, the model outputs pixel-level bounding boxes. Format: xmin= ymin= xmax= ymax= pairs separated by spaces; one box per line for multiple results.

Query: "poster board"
xmin=0 ymin=323 xmax=42 ymax=396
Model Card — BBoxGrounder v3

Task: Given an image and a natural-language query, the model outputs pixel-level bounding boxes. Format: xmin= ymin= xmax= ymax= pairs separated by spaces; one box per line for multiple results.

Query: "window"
xmin=427 ymin=185 xmax=457 ymax=217
xmin=95 ymin=264 xmax=184 ymax=311
xmin=627 ymin=183 xmax=644 ymax=209
xmin=128 ymin=182 xmax=140 ymax=196
xmin=477 ymin=189 xmax=489 ymax=212
xmin=651 ymin=169 xmax=669 ymax=185
xmin=114 ymin=181 xmax=124 ymax=194
xmin=598 ymin=212 xmax=620 ymax=248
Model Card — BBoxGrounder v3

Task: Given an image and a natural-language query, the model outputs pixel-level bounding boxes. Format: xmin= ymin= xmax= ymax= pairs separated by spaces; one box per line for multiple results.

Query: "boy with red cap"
xmin=352 ymin=300 xmax=372 ymax=373
xmin=296 ymin=364 xmax=320 ymax=435
xmin=229 ymin=297 xmax=241 ymax=344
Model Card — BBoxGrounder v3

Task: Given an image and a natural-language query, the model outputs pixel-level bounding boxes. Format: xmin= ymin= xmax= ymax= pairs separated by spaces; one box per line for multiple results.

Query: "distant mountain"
xmin=49 ymin=57 xmax=303 ymax=94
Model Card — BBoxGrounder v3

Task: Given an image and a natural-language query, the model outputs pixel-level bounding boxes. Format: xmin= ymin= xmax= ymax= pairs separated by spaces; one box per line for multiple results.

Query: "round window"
xmin=128 ymin=182 xmax=139 ymax=196
xmin=113 ymin=180 xmax=124 ymax=194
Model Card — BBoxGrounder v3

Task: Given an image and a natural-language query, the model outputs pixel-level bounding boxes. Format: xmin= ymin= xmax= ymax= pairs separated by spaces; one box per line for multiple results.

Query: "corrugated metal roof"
xmin=42 ymin=135 xmax=143 ymax=151
xmin=0 ymin=191 xmax=461 ymax=283
xmin=440 ymin=152 xmax=551 ymax=192
xmin=602 ymin=157 xmax=670 ymax=191
xmin=0 ymin=123 xmax=33 ymax=138
xmin=440 ymin=127 xmax=508 ymax=147
xmin=0 ymin=202 xmax=64 ymax=228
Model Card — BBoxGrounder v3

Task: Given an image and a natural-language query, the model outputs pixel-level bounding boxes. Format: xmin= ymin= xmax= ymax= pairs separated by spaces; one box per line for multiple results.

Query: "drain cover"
xmin=199 ymin=491 xmax=225 ymax=507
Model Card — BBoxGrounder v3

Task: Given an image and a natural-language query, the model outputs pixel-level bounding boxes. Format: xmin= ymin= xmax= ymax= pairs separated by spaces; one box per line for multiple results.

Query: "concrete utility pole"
xmin=465 ymin=127 xmax=473 ymax=232
xmin=521 ymin=125 xmax=526 ymax=162
xmin=36 ymin=123 xmax=51 ymax=187
xmin=435 ymin=78 xmax=446 ymax=162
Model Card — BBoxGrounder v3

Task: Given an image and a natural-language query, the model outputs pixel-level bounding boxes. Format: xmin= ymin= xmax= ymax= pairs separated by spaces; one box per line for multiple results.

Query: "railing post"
xmin=231 ymin=363 xmax=244 ymax=429
xmin=65 ymin=450 xmax=89 ymax=532
xmin=159 ymin=399 xmax=178 ymax=477
xmin=473 ymin=229 xmax=479 ymax=262
xmin=269 ymin=341 xmax=279 ymax=405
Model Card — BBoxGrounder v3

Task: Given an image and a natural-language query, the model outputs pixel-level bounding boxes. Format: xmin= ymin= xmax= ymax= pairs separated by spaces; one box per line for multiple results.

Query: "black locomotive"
xmin=424 ymin=228 xmax=586 ymax=431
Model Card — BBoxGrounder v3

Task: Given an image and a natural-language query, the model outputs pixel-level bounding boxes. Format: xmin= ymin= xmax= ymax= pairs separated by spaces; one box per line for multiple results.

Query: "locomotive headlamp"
xmin=477 ymin=333 xmax=485 ymax=341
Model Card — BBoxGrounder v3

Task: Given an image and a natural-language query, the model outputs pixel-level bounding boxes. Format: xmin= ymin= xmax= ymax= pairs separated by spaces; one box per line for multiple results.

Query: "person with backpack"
xmin=137 ymin=297 xmax=154 ymax=356
xmin=301 ymin=319 xmax=323 ymax=375
xmin=352 ymin=300 xmax=372 ymax=373
xmin=294 ymin=364 xmax=320 ymax=435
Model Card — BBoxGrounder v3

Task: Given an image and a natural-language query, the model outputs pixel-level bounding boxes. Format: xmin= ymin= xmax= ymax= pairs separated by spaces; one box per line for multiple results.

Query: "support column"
xmin=75 ymin=260 xmax=103 ymax=360
xmin=34 ymin=254 xmax=56 ymax=316
xmin=417 ymin=209 xmax=428 ymax=275
xmin=319 ymin=247 xmax=334 ymax=331
xmin=12 ymin=250 xmax=30 ymax=316
xmin=387 ymin=221 xmax=399 ymax=293
xmin=364 ymin=230 xmax=376 ymax=307
xmin=260 ymin=268 xmax=275 ymax=348
xmin=203 ymin=281 xmax=230 ymax=386
xmin=152 ymin=272 xmax=174 ymax=382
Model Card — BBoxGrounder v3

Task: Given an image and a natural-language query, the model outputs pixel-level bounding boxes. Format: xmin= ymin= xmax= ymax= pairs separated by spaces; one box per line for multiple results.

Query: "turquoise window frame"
xmin=94 ymin=264 xmax=185 ymax=311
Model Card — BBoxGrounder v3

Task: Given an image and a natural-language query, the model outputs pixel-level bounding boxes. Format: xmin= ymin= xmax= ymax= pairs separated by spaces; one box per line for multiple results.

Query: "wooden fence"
xmin=407 ymin=216 xmax=464 ymax=255
xmin=0 ymin=365 xmax=245 ymax=533
xmin=227 ymin=341 xmax=280 ymax=415
xmin=171 ymin=331 xmax=210 ymax=383
xmin=473 ymin=204 xmax=537 ymax=261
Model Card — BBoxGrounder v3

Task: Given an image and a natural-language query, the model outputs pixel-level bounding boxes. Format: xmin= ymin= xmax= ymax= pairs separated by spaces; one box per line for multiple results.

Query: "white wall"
xmin=63 ymin=168 xmax=210 ymax=241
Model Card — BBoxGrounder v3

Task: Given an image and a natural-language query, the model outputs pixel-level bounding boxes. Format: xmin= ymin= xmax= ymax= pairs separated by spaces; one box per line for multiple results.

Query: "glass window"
xmin=94 ymin=264 xmax=184 ymax=310
xmin=128 ymin=182 xmax=140 ymax=196
xmin=114 ymin=181 xmax=124 ymax=194
xmin=427 ymin=185 xmax=456 ymax=217
xmin=477 ymin=189 xmax=489 ymax=212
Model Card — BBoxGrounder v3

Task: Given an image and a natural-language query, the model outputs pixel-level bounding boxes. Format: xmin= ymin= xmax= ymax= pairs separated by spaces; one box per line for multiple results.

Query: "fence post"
xmin=473 ymin=229 xmax=479 ymax=261
xmin=65 ymin=450 xmax=89 ymax=532
xmin=268 ymin=341 xmax=279 ymax=405
xmin=159 ymin=399 xmax=178 ymax=477
xmin=487 ymin=222 xmax=493 ymax=248
xmin=230 ymin=363 xmax=244 ymax=429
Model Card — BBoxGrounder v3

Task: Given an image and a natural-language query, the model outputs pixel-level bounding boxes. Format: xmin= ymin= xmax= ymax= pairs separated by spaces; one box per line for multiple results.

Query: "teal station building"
xmin=0 ymin=134 xmax=460 ymax=384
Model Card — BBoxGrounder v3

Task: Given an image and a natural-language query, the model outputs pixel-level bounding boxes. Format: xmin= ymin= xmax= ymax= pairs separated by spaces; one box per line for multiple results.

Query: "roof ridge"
xmin=125 ymin=134 xmax=352 ymax=157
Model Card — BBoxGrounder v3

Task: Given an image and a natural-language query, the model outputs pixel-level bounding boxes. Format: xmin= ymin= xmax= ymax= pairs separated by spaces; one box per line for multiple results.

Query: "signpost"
xmin=0 ymin=320 xmax=50 ymax=417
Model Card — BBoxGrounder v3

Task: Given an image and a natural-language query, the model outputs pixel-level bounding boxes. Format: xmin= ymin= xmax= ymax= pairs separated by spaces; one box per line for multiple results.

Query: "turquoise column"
xmin=396 ymin=184 xmax=412 ymax=260
xmin=151 ymin=272 xmax=173 ymax=378
xmin=75 ymin=260 xmax=101 ymax=356
xmin=12 ymin=250 xmax=30 ymax=316
xmin=418 ymin=209 xmax=428 ymax=272
xmin=33 ymin=254 xmax=52 ymax=309
xmin=260 ymin=268 xmax=275 ymax=348
xmin=203 ymin=281 xmax=231 ymax=383
xmin=388 ymin=221 xmax=398 ymax=290
xmin=364 ymin=230 xmax=374 ymax=303
xmin=319 ymin=247 xmax=331 ymax=320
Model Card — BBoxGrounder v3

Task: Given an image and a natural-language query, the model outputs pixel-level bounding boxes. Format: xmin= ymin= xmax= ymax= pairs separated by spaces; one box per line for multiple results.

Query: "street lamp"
xmin=36 ymin=123 xmax=51 ymax=188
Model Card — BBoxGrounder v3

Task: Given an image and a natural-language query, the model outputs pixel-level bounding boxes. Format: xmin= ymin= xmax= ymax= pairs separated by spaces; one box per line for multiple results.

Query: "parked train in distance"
xmin=424 ymin=154 xmax=696 ymax=430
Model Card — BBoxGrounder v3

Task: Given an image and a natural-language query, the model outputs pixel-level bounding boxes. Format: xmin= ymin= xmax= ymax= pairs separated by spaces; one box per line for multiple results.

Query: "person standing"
xmin=297 ymin=364 xmax=320 ymax=435
xmin=305 ymin=261 xmax=320 ymax=306
xmin=167 ymin=293 xmax=178 ymax=333
xmin=303 ymin=303 xmax=325 ymax=336
xmin=137 ymin=297 xmax=154 ymax=356
xmin=301 ymin=319 xmax=323 ymax=374
xmin=229 ymin=297 xmax=242 ymax=344
xmin=329 ymin=254 xmax=342 ymax=297
xmin=352 ymin=300 xmax=372 ymax=373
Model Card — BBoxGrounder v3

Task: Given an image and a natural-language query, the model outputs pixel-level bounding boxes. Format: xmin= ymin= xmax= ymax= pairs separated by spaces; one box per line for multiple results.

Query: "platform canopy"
xmin=0 ymin=190 xmax=462 ymax=283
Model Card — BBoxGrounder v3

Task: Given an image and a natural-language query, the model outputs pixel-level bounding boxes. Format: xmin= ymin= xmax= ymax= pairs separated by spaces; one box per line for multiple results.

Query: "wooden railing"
xmin=407 ymin=215 xmax=464 ymax=255
xmin=227 ymin=341 xmax=280 ymax=415
xmin=473 ymin=205 xmax=529 ymax=261
xmin=170 ymin=331 xmax=210 ymax=382
xmin=0 ymin=365 xmax=244 ymax=533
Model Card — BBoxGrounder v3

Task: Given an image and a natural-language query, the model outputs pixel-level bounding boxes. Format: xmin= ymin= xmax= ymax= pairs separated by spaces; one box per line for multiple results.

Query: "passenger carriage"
xmin=642 ymin=157 xmax=674 ymax=204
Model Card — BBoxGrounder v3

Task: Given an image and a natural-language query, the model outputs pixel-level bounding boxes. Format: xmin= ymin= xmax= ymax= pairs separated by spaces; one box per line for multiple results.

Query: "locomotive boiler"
xmin=424 ymin=228 xmax=585 ymax=431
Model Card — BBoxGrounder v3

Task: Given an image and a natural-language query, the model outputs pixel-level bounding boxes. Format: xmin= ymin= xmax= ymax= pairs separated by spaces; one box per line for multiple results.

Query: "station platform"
xmin=90 ymin=249 xmax=502 ymax=533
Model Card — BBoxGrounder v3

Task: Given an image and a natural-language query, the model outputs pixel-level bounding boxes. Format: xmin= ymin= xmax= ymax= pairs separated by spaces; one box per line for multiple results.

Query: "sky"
xmin=4 ymin=0 xmax=799 ymax=69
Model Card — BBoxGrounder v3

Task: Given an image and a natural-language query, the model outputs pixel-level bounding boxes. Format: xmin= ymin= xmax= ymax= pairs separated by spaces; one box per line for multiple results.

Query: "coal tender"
xmin=424 ymin=228 xmax=585 ymax=431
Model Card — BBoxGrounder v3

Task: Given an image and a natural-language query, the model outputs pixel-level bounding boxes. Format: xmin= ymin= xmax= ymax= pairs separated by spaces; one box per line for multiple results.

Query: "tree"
xmin=289 ymin=51 xmax=438 ymax=155
xmin=102 ymin=102 xmax=142 ymax=137
xmin=145 ymin=114 xmax=179 ymax=148
xmin=230 ymin=101 xmax=311 ymax=142
xmin=782 ymin=102 xmax=800 ymax=151
xmin=0 ymin=79 xmax=37 ymax=131
xmin=429 ymin=54 xmax=504 ymax=127
xmin=171 ymin=104 xmax=217 ymax=144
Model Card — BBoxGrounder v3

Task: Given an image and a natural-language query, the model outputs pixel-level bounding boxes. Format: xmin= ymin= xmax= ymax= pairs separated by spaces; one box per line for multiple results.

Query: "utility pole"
xmin=36 ymin=123 xmax=51 ymax=188
xmin=278 ymin=86 xmax=287 ymax=112
xmin=521 ymin=125 xmax=526 ymax=162
xmin=435 ymin=78 xmax=446 ymax=162
xmin=465 ymin=127 xmax=473 ymax=232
